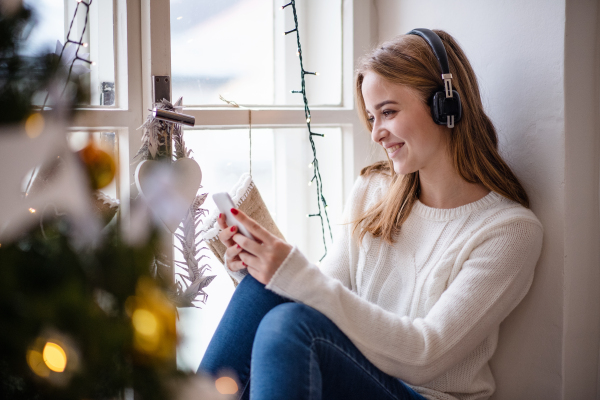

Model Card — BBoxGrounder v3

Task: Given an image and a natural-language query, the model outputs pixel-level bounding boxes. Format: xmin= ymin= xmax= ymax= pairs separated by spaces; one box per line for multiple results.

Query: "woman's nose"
xmin=370 ymin=119 xmax=387 ymax=144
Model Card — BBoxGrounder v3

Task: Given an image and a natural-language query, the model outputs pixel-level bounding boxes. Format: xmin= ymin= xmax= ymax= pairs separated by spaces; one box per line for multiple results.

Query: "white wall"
xmin=373 ymin=0 xmax=600 ymax=398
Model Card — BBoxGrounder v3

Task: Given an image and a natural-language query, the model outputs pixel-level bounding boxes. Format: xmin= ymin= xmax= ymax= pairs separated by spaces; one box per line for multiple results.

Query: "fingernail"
xmin=219 ymin=213 xmax=222 ymax=219
xmin=230 ymin=226 xmax=236 ymax=232
xmin=231 ymin=208 xmax=239 ymax=215
xmin=237 ymin=244 xmax=241 ymax=249
xmin=242 ymin=262 xmax=247 ymax=267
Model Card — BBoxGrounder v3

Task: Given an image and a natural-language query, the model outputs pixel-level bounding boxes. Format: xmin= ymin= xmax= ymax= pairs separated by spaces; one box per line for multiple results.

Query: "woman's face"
xmin=361 ymin=71 xmax=449 ymax=175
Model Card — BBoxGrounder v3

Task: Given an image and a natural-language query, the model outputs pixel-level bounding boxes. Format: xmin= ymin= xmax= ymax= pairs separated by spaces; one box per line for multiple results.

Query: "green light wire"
xmin=284 ymin=0 xmax=333 ymax=262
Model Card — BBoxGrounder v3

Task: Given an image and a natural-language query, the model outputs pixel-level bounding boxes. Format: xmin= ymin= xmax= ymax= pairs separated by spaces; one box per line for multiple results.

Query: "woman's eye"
xmin=367 ymin=116 xmax=374 ymax=123
xmin=382 ymin=110 xmax=396 ymax=117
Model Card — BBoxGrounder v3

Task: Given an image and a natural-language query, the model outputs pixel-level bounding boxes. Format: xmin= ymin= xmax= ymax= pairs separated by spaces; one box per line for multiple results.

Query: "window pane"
xmin=175 ymin=127 xmax=343 ymax=371
xmin=25 ymin=0 xmax=116 ymax=107
xmin=170 ymin=0 xmax=342 ymax=106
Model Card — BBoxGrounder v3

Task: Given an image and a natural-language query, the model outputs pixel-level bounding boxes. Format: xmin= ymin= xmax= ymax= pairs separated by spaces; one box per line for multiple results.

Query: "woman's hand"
xmin=217 ymin=213 xmax=247 ymax=273
xmin=218 ymin=208 xmax=292 ymax=285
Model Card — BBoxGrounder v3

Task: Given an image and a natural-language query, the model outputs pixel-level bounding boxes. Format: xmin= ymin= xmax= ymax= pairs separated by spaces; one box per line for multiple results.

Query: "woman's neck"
xmin=417 ymin=165 xmax=490 ymax=210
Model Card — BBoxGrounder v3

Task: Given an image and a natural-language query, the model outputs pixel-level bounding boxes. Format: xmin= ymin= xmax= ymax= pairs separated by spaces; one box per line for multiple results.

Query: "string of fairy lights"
xmin=41 ymin=0 xmax=95 ymax=111
xmin=282 ymin=0 xmax=333 ymax=261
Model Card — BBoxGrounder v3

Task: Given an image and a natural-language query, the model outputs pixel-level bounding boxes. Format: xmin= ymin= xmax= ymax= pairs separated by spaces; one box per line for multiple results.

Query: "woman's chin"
xmin=393 ymin=163 xmax=414 ymax=176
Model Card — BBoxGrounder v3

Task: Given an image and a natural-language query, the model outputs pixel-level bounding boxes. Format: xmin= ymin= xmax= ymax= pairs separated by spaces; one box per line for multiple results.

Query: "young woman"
xmin=199 ymin=29 xmax=543 ymax=400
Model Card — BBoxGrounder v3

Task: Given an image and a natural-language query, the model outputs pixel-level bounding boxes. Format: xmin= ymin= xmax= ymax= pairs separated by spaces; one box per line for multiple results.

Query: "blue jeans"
xmin=198 ymin=274 xmax=425 ymax=400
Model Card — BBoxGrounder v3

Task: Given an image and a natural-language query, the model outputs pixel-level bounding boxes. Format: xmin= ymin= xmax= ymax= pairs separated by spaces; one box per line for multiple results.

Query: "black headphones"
xmin=407 ymin=28 xmax=462 ymax=128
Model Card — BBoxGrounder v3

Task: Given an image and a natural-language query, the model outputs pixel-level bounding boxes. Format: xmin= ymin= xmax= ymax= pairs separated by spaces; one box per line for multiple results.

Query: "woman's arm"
xmin=264 ymin=218 xmax=543 ymax=385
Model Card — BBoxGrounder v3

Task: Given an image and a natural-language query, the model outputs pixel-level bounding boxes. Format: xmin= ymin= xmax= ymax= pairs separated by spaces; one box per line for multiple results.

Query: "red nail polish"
xmin=219 ymin=213 xmax=222 ymax=218
xmin=237 ymin=244 xmax=241 ymax=249
xmin=231 ymin=208 xmax=239 ymax=215
xmin=230 ymin=226 xmax=236 ymax=232
xmin=242 ymin=262 xmax=247 ymax=267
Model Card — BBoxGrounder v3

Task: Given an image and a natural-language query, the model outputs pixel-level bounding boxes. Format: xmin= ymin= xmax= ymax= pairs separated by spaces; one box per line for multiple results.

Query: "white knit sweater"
xmin=230 ymin=172 xmax=543 ymax=400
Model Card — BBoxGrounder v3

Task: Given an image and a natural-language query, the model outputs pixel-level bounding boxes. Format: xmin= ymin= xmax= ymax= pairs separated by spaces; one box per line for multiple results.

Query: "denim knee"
xmin=253 ymin=303 xmax=316 ymax=349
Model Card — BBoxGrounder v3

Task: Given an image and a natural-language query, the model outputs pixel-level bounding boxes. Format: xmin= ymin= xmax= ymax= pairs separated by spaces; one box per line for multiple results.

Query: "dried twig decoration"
xmin=135 ymin=97 xmax=215 ymax=308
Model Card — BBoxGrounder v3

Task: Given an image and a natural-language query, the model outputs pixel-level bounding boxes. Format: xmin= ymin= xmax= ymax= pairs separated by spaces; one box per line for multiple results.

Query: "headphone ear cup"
xmin=431 ymin=90 xmax=462 ymax=126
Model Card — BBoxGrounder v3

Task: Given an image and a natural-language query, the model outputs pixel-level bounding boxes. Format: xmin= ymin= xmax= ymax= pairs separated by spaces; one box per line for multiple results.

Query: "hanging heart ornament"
xmin=134 ymin=158 xmax=202 ymax=233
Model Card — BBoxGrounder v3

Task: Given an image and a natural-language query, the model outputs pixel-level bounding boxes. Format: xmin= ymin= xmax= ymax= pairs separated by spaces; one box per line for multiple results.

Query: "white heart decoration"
xmin=134 ymin=158 xmax=202 ymax=233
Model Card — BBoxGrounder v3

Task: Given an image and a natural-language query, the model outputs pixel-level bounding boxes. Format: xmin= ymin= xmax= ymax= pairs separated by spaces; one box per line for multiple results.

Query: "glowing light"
xmin=27 ymin=349 xmax=50 ymax=377
xmin=43 ymin=342 xmax=67 ymax=373
xmin=29 ymin=208 xmax=36 ymax=213
xmin=132 ymin=309 xmax=158 ymax=337
xmin=215 ymin=377 xmax=238 ymax=395
xmin=91 ymin=61 xmax=96 ymax=66
xmin=177 ymin=16 xmax=183 ymax=20
xmin=25 ymin=113 xmax=44 ymax=138
xmin=315 ymin=72 xmax=320 ymax=76
xmin=308 ymin=163 xmax=313 ymax=168
xmin=82 ymin=42 xmax=88 ymax=47
xmin=306 ymin=117 xmax=311 ymax=123
xmin=308 ymin=181 xmax=312 ymax=186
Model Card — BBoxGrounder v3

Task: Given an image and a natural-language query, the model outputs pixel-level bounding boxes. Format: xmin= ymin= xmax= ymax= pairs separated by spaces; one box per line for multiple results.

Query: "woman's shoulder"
xmin=484 ymin=193 xmax=543 ymax=231
xmin=463 ymin=193 xmax=544 ymax=250
xmin=359 ymin=161 xmax=394 ymax=189
xmin=345 ymin=162 xmax=392 ymax=218
xmin=348 ymin=162 xmax=392 ymax=209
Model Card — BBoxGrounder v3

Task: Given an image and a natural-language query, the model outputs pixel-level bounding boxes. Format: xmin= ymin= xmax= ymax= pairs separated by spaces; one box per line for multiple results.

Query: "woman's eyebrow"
xmin=366 ymin=100 xmax=399 ymax=115
xmin=375 ymin=100 xmax=399 ymax=110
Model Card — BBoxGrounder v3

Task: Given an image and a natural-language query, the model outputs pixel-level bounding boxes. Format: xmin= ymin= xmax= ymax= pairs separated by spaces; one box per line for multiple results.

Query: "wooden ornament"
xmin=134 ymin=158 xmax=202 ymax=233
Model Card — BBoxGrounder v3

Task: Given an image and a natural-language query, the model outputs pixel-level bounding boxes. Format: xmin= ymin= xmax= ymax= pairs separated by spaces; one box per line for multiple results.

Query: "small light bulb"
xmin=306 ymin=117 xmax=311 ymax=123
xmin=308 ymin=181 xmax=312 ymax=186
xmin=296 ymin=51 xmax=300 ymax=56
xmin=29 ymin=208 xmax=36 ymax=213
xmin=91 ymin=61 xmax=96 ymax=66
xmin=315 ymin=72 xmax=319 ymax=76
xmin=308 ymin=163 xmax=313 ymax=168
xmin=177 ymin=16 xmax=183 ymax=20
xmin=82 ymin=42 xmax=88 ymax=47
xmin=306 ymin=214 xmax=310 ymax=218
xmin=316 ymin=261 xmax=321 ymax=266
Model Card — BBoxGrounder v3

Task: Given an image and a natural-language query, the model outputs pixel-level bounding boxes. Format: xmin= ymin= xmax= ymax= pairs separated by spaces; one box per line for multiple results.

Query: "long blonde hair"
xmin=354 ymin=30 xmax=529 ymax=244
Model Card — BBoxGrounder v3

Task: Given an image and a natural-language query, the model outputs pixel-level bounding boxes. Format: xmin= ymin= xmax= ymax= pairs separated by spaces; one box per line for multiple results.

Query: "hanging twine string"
xmin=219 ymin=95 xmax=252 ymax=176
xmin=283 ymin=0 xmax=333 ymax=262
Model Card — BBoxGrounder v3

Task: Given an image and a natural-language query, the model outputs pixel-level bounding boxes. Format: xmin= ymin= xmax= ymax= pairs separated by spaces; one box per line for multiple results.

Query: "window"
xmin=36 ymin=0 xmax=378 ymax=373
xmin=26 ymin=0 xmax=116 ymax=106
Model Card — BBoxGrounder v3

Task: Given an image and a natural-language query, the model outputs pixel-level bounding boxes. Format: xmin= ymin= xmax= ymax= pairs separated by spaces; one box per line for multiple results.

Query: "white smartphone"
xmin=212 ymin=192 xmax=255 ymax=240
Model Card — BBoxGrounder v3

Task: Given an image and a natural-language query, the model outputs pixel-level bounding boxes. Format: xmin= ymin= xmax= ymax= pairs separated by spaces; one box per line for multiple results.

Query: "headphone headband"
xmin=407 ymin=28 xmax=450 ymax=75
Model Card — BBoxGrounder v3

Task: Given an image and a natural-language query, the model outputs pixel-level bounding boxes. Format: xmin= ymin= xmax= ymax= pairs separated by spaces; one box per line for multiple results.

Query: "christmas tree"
xmin=0 ymin=2 xmax=230 ymax=399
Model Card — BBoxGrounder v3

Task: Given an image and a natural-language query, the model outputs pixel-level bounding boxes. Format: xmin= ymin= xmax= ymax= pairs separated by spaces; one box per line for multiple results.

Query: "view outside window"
xmin=176 ymin=127 xmax=343 ymax=371
xmin=25 ymin=0 xmax=115 ymax=107
xmin=170 ymin=0 xmax=342 ymax=106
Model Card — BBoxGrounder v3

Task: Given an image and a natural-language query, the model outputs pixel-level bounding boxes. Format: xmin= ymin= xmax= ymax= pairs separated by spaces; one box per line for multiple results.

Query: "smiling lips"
xmin=385 ymin=143 xmax=404 ymax=154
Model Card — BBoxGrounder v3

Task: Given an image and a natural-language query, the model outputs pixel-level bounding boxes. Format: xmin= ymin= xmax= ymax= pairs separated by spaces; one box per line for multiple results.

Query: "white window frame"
xmin=69 ymin=0 xmax=380 ymax=271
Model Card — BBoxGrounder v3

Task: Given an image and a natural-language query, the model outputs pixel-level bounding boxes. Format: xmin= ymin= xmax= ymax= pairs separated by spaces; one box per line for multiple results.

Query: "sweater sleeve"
xmin=265 ymin=217 xmax=543 ymax=385
xmin=224 ymin=258 xmax=248 ymax=284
